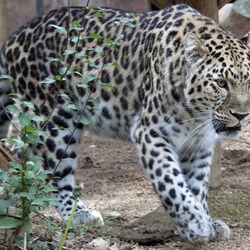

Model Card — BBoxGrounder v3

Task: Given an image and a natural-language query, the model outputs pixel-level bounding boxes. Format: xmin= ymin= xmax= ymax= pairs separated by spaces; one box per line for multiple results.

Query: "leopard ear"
xmin=240 ymin=32 xmax=250 ymax=47
xmin=184 ymin=32 xmax=207 ymax=65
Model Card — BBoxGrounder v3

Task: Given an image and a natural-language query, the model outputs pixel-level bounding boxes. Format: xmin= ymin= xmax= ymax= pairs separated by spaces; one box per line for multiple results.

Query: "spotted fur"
xmin=0 ymin=4 xmax=250 ymax=243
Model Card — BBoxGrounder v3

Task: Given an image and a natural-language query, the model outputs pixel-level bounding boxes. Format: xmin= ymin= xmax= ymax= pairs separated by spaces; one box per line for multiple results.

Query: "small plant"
xmin=0 ymin=93 xmax=59 ymax=249
xmin=0 ymin=4 xmax=137 ymax=249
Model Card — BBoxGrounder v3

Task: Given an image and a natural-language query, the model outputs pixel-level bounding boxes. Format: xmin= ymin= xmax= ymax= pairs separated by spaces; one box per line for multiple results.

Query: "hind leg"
xmin=0 ymin=81 xmax=13 ymax=140
xmin=0 ymin=108 xmax=11 ymax=139
xmin=41 ymin=106 xmax=104 ymax=226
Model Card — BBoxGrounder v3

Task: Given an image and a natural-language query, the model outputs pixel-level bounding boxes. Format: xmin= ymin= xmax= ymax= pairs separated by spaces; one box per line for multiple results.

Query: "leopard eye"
xmin=216 ymin=79 xmax=228 ymax=90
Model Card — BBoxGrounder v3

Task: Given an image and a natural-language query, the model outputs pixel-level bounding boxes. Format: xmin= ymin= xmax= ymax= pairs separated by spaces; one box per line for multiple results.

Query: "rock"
xmin=82 ymin=238 xmax=110 ymax=250
xmin=219 ymin=2 xmax=250 ymax=38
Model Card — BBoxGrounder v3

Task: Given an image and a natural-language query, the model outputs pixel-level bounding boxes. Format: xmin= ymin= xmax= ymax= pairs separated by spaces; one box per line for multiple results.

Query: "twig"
xmin=23 ymin=231 xmax=27 ymax=250
xmin=58 ymin=197 xmax=77 ymax=250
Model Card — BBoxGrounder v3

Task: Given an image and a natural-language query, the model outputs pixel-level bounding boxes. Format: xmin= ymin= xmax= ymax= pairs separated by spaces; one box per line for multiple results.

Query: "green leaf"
xmin=69 ymin=232 xmax=76 ymax=239
xmin=26 ymin=161 xmax=34 ymax=167
xmin=88 ymin=33 xmax=103 ymax=39
xmin=77 ymin=82 xmax=90 ymax=90
xmin=105 ymin=38 xmax=120 ymax=48
xmin=75 ymin=116 xmax=94 ymax=126
xmin=46 ymin=57 xmax=65 ymax=65
xmin=121 ymin=16 xmax=129 ymax=22
xmin=23 ymin=125 xmax=36 ymax=133
xmin=87 ymin=98 xmax=99 ymax=112
xmin=116 ymin=34 xmax=124 ymax=40
xmin=72 ymin=35 xmax=87 ymax=44
xmin=91 ymin=12 xmax=104 ymax=18
xmin=113 ymin=21 xmax=121 ymax=26
xmin=61 ymin=157 xmax=74 ymax=163
xmin=24 ymin=221 xmax=32 ymax=234
xmin=73 ymin=71 xmax=83 ymax=77
xmin=84 ymin=59 xmax=101 ymax=69
xmin=0 ymin=216 xmax=22 ymax=229
xmin=105 ymin=62 xmax=112 ymax=67
xmin=112 ymin=61 xmax=120 ymax=69
xmin=67 ymin=103 xmax=79 ymax=111
xmin=9 ymin=161 xmax=22 ymax=169
xmin=59 ymin=67 xmax=71 ymax=76
xmin=0 ymin=199 xmax=12 ymax=211
xmin=71 ymin=20 xmax=80 ymax=27
xmin=4 ymin=138 xmax=27 ymax=149
xmin=59 ymin=93 xmax=71 ymax=100
xmin=0 ymin=74 xmax=13 ymax=80
xmin=9 ymin=97 xmax=22 ymax=106
xmin=70 ymin=20 xmax=84 ymax=31
xmin=18 ymin=114 xmax=31 ymax=127
xmin=96 ymin=80 xmax=114 ymax=90
xmin=8 ymin=93 xmax=22 ymax=98
xmin=105 ymin=38 xmax=112 ymax=44
xmin=31 ymin=197 xmax=46 ymax=206
xmin=129 ymin=12 xmax=136 ymax=18
xmin=126 ymin=22 xmax=136 ymax=28
xmin=75 ymin=53 xmax=85 ymax=60
xmin=63 ymin=49 xmax=75 ymax=55
xmin=19 ymin=191 xmax=33 ymax=199
xmin=55 ymin=74 xmax=63 ymax=80
xmin=6 ymin=104 xmax=21 ymax=115
xmin=102 ymin=83 xmax=114 ymax=90
xmin=125 ymin=12 xmax=136 ymax=18
xmin=25 ymin=133 xmax=43 ymax=145
xmin=28 ymin=186 xmax=37 ymax=197
xmin=71 ymin=36 xmax=79 ymax=44
xmin=85 ymin=74 xmax=96 ymax=83
xmin=48 ymin=24 xmax=67 ymax=35
xmin=31 ymin=115 xmax=45 ymax=122
xmin=40 ymin=77 xmax=56 ymax=84
xmin=36 ymin=130 xmax=47 ymax=137
xmin=86 ymin=47 xmax=103 ymax=54
xmin=94 ymin=48 xmax=104 ymax=54
xmin=22 ymin=100 xmax=35 ymax=110
xmin=84 ymin=15 xmax=91 ymax=19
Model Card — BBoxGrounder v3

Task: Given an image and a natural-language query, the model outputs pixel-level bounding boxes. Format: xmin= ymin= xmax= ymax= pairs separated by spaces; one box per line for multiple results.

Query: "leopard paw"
xmin=212 ymin=220 xmax=230 ymax=241
xmin=72 ymin=209 xmax=104 ymax=227
xmin=176 ymin=219 xmax=213 ymax=244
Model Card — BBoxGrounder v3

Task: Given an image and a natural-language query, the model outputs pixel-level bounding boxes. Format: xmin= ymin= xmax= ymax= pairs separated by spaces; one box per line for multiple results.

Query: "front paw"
xmin=212 ymin=220 xmax=230 ymax=241
xmin=176 ymin=218 xmax=230 ymax=244
xmin=72 ymin=210 xmax=104 ymax=227
xmin=176 ymin=218 xmax=214 ymax=244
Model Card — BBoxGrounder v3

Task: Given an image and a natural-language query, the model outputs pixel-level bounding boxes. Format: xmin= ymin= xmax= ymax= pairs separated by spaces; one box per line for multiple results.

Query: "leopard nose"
xmin=230 ymin=110 xmax=249 ymax=121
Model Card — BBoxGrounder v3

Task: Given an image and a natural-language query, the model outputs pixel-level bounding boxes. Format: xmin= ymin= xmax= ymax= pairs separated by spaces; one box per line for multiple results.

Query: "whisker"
xmin=175 ymin=116 xmax=209 ymax=125
xmin=177 ymin=119 xmax=212 ymax=152
xmin=182 ymin=122 xmax=213 ymax=168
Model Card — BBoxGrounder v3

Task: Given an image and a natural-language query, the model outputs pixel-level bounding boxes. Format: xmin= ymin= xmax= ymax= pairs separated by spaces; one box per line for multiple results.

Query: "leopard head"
xmin=184 ymin=31 xmax=250 ymax=137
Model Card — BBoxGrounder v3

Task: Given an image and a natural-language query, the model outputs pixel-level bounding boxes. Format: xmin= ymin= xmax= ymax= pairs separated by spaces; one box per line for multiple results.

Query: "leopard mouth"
xmin=212 ymin=118 xmax=241 ymax=134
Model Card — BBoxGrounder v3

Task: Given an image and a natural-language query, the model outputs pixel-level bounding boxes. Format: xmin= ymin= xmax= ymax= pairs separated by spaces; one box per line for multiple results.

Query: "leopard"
xmin=0 ymin=4 xmax=250 ymax=244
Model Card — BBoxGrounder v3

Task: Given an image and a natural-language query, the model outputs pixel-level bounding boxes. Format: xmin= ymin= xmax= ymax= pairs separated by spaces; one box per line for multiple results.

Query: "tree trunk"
xmin=0 ymin=0 xmax=7 ymax=46
xmin=0 ymin=142 xmax=18 ymax=171
xmin=36 ymin=0 xmax=44 ymax=16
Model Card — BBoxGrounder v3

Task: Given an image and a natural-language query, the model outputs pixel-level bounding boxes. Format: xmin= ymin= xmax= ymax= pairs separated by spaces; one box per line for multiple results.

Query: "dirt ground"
xmin=56 ymin=125 xmax=250 ymax=250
